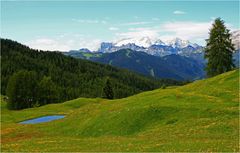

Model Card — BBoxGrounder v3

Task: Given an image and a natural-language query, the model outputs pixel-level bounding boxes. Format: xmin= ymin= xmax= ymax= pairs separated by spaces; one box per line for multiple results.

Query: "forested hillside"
xmin=1 ymin=39 xmax=181 ymax=109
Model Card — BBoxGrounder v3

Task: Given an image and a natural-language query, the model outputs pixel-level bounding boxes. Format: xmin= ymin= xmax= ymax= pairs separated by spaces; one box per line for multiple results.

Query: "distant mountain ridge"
xmin=69 ymin=30 xmax=239 ymax=57
xmin=64 ymin=37 xmax=206 ymax=81
xmin=64 ymin=49 xmax=206 ymax=80
xmin=96 ymin=37 xmax=203 ymax=57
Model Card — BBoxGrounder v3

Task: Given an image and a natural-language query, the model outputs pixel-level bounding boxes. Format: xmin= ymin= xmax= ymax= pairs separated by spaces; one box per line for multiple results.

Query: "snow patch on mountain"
xmin=154 ymin=39 xmax=166 ymax=45
xmin=166 ymin=37 xmax=200 ymax=49
xmin=114 ymin=36 xmax=153 ymax=48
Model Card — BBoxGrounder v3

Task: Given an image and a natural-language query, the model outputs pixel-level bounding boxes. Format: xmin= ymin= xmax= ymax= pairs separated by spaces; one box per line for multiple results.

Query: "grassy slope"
xmin=1 ymin=70 xmax=239 ymax=152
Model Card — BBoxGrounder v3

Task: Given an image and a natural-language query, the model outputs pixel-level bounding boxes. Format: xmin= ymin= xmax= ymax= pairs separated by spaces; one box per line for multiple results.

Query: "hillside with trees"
xmin=1 ymin=39 xmax=181 ymax=109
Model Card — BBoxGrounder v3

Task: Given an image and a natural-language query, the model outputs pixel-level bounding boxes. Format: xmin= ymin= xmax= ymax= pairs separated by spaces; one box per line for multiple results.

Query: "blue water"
xmin=19 ymin=115 xmax=65 ymax=124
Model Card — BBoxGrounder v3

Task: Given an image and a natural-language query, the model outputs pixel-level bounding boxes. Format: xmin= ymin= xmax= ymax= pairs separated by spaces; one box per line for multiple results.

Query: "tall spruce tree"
xmin=205 ymin=18 xmax=235 ymax=77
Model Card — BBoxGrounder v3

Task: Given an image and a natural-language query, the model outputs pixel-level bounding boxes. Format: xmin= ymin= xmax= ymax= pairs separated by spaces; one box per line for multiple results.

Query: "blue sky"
xmin=1 ymin=1 xmax=239 ymax=51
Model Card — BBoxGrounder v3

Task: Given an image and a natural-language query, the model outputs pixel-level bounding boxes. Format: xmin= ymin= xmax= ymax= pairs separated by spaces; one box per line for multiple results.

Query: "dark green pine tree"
xmin=204 ymin=18 xmax=235 ymax=77
xmin=103 ymin=78 xmax=114 ymax=99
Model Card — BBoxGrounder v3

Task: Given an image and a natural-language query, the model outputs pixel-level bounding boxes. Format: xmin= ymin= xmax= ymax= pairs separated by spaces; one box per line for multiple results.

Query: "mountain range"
xmin=64 ymin=49 xmax=206 ymax=80
xmin=64 ymin=30 xmax=239 ymax=80
xmin=94 ymin=49 xmax=205 ymax=80
xmin=81 ymin=37 xmax=204 ymax=57
xmin=69 ymin=30 xmax=239 ymax=55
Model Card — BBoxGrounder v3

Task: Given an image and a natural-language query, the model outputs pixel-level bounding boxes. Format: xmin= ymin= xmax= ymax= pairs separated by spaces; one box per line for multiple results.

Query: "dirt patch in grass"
xmin=2 ymin=131 xmax=42 ymax=143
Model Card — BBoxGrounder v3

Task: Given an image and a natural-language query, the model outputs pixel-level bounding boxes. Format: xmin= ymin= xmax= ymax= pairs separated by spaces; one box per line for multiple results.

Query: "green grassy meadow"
xmin=1 ymin=70 xmax=239 ymax=152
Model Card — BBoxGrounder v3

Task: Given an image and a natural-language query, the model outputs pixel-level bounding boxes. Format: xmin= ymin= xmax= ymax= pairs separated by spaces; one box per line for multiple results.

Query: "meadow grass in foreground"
xmin=1 ymin=70 xmax=239 ymax=152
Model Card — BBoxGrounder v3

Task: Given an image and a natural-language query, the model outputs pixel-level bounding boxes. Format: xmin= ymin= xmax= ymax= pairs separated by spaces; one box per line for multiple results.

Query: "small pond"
xmin=19 ymin=115 xmax=65 ymax=124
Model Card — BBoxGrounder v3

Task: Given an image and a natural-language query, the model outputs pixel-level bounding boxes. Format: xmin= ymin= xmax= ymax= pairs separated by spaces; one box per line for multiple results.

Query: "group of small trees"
xmin=6 ymin=70 xmax=59 ymax=110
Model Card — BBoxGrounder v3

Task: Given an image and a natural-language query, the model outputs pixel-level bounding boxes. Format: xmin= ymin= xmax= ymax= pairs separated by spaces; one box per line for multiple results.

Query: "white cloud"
xmin=109 ymin=27 xmax=119 ymax=31
xmin=160 ymin=21 xmax=212 ymax=41
xmin=72 ymin=18 xmax=107 ymax=24
xmin=119 ymin=21 xmax=152 ymax=26
xmin=115 ymin=20 xmax=235 ymax=45
xmin=26 ymin=38 xmax=72 ymax=51
xmin=115 ymin=27 xmax=159 ymax=40
xmin=26 ymin=20 xmax=236 ymax=51
xmin=26 ymin=36 xmax=101 ymax=52
xmin=114 ymin=21 xmax=218 ymax=45
xmin=173 ymin=10 xmax=186 ymax=15
xmin=157 ymin=21 xmax=217 ymax=45
xmin=76 ymin=39 xmax=101 ymax=51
